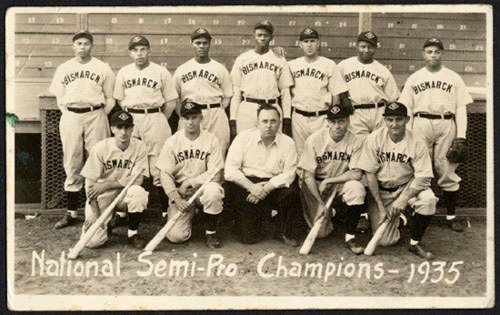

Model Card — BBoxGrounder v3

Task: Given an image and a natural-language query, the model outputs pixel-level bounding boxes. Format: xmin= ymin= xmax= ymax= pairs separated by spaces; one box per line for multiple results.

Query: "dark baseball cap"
xmin=180 ymin=101 xmax=202 ymax=117
xmin=110 ymin=110 xmax=134 ymax=127
xmin=129 ymin=35 xmax=150 ymax=50
xmin=423 ymin=37 xmax=444 ymax=50
xmin=254 ymin=20 xmax=274 ymax=34
xmin=191 ymin=28 xmax=212 ymax=41
xmin=72 ymin=30 xmax=93 ymax=43
xmin=383 ymin=102 xmax=408 ymax=117
xmin=327 ymin=105 xmax=350 ymax=120
xmin=299 ymin=27 xmax=319 ymax=41
xmin=357 ymin=31 xmax=378 ymax=46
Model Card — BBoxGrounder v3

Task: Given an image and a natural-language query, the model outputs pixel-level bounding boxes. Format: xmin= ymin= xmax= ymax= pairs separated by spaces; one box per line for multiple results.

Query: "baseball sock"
xmin=128 ymin=213 xmax=142 ymax=233
xmin=157 ymin=187 xmax=169 ymax=217
xmin=410 ymin=213 xmax=432 ymax=242
xmin=346 ymin=204 xmax=365 ymax=235
xmin=116 ymin=212 xmax=126 ymax=218
xmin=204 ymin=213 xmax=218 ymax=233
xmin=66 ymin=191 xmax=79 ymax=218
xmin=345 ymin=234 xmax=355 ymax=242
xmin=443 ymin=190 xmax=458 ymax=220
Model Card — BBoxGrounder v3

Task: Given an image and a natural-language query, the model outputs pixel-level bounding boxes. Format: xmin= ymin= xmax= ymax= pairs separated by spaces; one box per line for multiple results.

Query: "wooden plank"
xmin=371 ymin=28 xmax=486 ymax=40
xmin=377 ymin=59 xmax=485 ymax=74
xmin=372 ymin=13 xmax=486 ymax=23
xmin=15 ymin=13 xmax=79 ymax=33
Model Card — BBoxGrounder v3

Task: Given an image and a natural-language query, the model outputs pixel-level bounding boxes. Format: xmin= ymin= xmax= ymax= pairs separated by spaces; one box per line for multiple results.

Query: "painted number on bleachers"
xmin=385 ymin=64 xmax=392 ymax=70
xmin=44 ymin=61 xmax=52 ymax=68
xmin=349 ymin=42 xmax=356 ymax=47
xmin=160 ymin=62 xmax=168 ymax=68
xmin=387 ymin=22 xmax=394 ymax=28
xmin=214 ymin=38 xmax=222 ymax=45
xmin=409 ymin=65 xmax=415 ymax=71
xmin=160 ymin=38 xmax=168 ymax=45
xmin=28 ymin=17 xmax=36 ymax=23
xmin=106 ymin=38 xmax=113 ymax=44
xmin=289 ymin=21 xmax=296 ymax=26
xmin=237 ymin=20 xmax=246 ymax=26
xmin=399 ymin=43 xmax=405 ymax=49
xmin=339 ymin=22 xmax=347 ymax=27
xmin=22 ymin=37 xmax=29 ymax=44
xmin=213 ymin=19 xmax=219 ymax=25
xmin=295 ymin=41 xmax=300 ymax=46
xmin=436 ymin=24 xmax=444 ymax=29
xmin=315 ymin=21 xmax=321 ymax=27
xmin=138 ymin=18 xmax=144 ymax=24
xmin=475 ymin=45 xmax=484 ymax=51
xmin=460 ymin=25 xmax=467 ymax=30
xmin=52 ymin=38 xmax=60 ymax=44
xmin=111 ymin=18 xmax=118 ymax=24
xmin=164 ymin=18 xmax=172 ymax=24
xmin=242 ymin=39 xmax=251 ymax=45
xmin=188 ymin=19 xmax=196 ymax=25
xmin=56 ymin=17 xmax=64 ymax=24
xmin=270 ymin=39 xmax=275 ymax=46
xmin=449 ymin=44 xmax=456 ymax=50
xmin=464 ymin=66 xmax=474 ymax=72
xmin=320 ymin=41 xmax=327 ymax=47
xmin=411 ymin=24 xmax=418 ymax=29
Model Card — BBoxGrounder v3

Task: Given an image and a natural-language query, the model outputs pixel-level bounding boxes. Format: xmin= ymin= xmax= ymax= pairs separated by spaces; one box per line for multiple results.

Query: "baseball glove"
xmin=446 ymin=137 xmax=468 ymax=163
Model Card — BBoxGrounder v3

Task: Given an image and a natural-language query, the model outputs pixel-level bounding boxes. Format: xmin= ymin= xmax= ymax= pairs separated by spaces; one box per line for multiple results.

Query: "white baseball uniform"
xmin=49 ymin=57 xmax=115 ymax=192
xmin=174 ymin=58 xmax=233 ymax=152
xmin=289 ymin=56 xmax=348 ymax=154
xmin=399 ymin=66 xmax=473 ymax=192
xmin=230 ymin=50 xmax=294 ymax=133
xmin=298 ymin=129 xmax=366 ymax=237
xmin=356 ymin=127 xmax=437 ymax=246
xmin=338 ymin=57 xmax=400 ymax=136
xmin=156 ymin=130 xmax=224 ymax=243
xmin=80 ymin=137 xmax=150 ymax=248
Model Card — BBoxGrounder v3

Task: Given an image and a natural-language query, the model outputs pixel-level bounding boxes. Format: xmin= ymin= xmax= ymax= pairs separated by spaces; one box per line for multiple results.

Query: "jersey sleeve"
xmin=156 ymin=138 xmax=178 ymax=196
xmin=398 ymin=76 xmax=415 ymax=110
xmin=348 ymin=136 xmax=364 ymax=170
xmin=357 ymin=134 xmax=380 ymax=173
xmin=102 ymin=63 xmax=116 ymax=99
xmin=278 ymin=59 xmax=294 ymax=90
xmin=113 ymin=69 xmax=125 ymax=101
xmin=412 ymin=138 xmax=434 ymax=179
xmin=173 ymin=67 xmax=183 ymax=98
xmin=161 ymin=69 xmax=179 ymax=102
xmin=328 ymin=64 xmax=348 ymax=96
xmin=230 ymin=56 xmax=242 ymax=88
xmin=269 ymin=137 xmax=298 ymax=188
xmin=384 ymin=71 xmax=401 ymax=102
xmin=49 ymin=66 xmax=65 ymax=99
xmin=298 ymin=136 xmax=318 ymax=174
xmin=220 ymin=66 xmax=234 ymax=98
xmin=455 ymin=74 xmax=474 ymax=108
xmin=80 ymin=143 xmax=104 ymax=181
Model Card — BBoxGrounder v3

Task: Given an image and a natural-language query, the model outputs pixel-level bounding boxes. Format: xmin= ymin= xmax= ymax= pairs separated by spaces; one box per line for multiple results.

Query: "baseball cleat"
xmin=447 ymin=219 xmax=464 ymax=232
xmin=408 ymin=244 xmax=434 ymax=260
xmin=54 ymin=215 xmax=78 ymax=229
xmin=356 ymin=216 xmax=370 ymax=234
xmin=274 ymin=233 xmax=299 ymax=247
xmin=206 ymin=234 xmax=221 ymax=249
xmin=128 ymin=235 xmax=146 ymax=249
xmin=346 ymin=239 xmax=365 ymax=255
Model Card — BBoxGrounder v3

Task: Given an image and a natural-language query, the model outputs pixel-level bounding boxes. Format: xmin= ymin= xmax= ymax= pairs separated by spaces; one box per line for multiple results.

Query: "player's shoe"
xmin=346 ymin=239 xmax=364 ymax=255
xmin=206 ymin=234 xmax=221 ymax=249
xmin=54 ymin=214 xmax=78 ymax=229
xmin=447 ymin=219 xmax=464 ymax=232
xmin=128 ymin=235 xmax=146 ymax=249
xmin=408 ymin=244 xmax=434 ymax=260
xmin=356 ymin=216 xmax=370 ymax=234
xmin=274 ymin=232 xmax=299 ymax=247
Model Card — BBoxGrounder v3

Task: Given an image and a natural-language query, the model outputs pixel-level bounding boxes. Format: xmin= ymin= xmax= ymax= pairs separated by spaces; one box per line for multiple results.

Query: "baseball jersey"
xmin=114 ymin=62 xmax=178 ymax=109
xmin=356 ymin=127 xmax=433 ymax=189
xmin=174 ymin=58 xmax=233 ymax=104
xmin=298 ymin=129 xmax=363 ymax=179
xmin=230 ymin=49 xmax=294 ymax=99
xmin=156 ymin=130 xmax=224 ymax=193
xmin=398 ymin=66 xmax=473 ymax=114
xmin=49 ymin=57 xmax=115 ymax=107
xmin=225 ymin=128 xmax=298 ymax=188
xmin=289 ymin=56 xmax=347 ymax=110
xmin=337 ymin=56 xmax=400 ymax=105
xmin=81 ymin=137 xmax=149 ymax=187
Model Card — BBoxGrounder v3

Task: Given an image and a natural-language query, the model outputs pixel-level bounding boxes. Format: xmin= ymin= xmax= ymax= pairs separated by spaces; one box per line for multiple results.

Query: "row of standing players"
xmin=49 ymin=20 xmax=473 ymax=259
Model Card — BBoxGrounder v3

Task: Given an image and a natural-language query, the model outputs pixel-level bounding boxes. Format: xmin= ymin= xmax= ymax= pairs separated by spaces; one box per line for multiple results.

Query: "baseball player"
xmin=399 ymin=38 xmax=473 ymax=232
xmin=49 ymin=30 xmax=116 ymax=229
xmin=357 ymin=102 xmax=437 ymax=259
xmin=174 ymin=28 xmax=233 ymax=153
xmin=288 ymin=28 xmax=348 ymax=155
xmin=298 ymin=104 xmax=366 ymax=254
xmin=80 ymin=110 xmax=150 ymax=249
xmin=156 ymin=102 xmax=225 ymax=249
xmin=224 ymin=103 xmax=300 ymax=246
xmin=229 ymin=20 xmax=294 ymax=138
xmin=113 ymin=35 xmax=178 ymax=223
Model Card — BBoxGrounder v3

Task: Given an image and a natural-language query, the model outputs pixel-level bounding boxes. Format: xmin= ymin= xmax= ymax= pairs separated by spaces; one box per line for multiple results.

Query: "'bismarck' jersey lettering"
xmin=344 ymin=70 xmax=381 ymax=83
xmin=378 ymin=151 xmax=413 ymax=165
xmin=124 ymin=77 xmax=159 ymax=89
xmin=411 ymin=80 xmax=453 ymax=95
xmin=103 ymin=159 xmax=134 ymax=171
xmin=316 ymin=151 xmax=351 ymax=164
xmin=174 ymin=149 xmax=211 ymax=165
xmin=180 ymin=69 xmax=219 ymax=84
xmin=242 ymin=61 xmax=279 ymax=75
xmin=62 ymin=70 xmax=101 ymax=85
xmin=292 ymin=67 xmax=326 ymax=81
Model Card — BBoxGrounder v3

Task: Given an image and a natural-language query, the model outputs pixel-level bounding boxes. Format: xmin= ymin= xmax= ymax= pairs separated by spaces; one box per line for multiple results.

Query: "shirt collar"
xmin=252 ymin=128 xmax=281 ymax=146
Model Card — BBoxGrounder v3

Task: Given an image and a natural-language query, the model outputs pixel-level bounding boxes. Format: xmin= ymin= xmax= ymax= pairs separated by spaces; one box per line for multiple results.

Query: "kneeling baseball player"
xmin=80 ymin=110 xmax=150 ymax=249
xmin=156 ymin=102 xmax=225 ymax=249
xmin=358 ymin=102 xmax=438 ymax=259
xmin=298 ymin=104 xmax=367 ymax=254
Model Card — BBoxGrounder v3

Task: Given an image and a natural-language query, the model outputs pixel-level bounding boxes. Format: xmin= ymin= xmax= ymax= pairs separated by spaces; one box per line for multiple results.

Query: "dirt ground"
xmin=13 ymin=212 xmax=487 ymax=297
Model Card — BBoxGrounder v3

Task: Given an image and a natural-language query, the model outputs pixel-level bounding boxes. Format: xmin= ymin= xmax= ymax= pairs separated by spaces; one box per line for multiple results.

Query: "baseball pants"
xmin=83 ymin=185 xmax=149 ymax=248
xmin=349 ymin=107 xmax=385 ymax=136
xmin=236 ymin=100 xmax=283 ymax=134
xmin=166 ymin=182 xmax=224 ymax=243
xmin=292 ymin=111 xmax=328 ymax=156
xmin=412 ymin=117 xmax=460 ymax=192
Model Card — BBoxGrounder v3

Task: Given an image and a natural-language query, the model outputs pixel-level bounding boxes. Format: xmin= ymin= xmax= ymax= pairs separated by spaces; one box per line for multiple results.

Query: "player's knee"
xmin=199 ymin=183 xmax=224 ymax=214
xmin=86 ymin=229 xmax=108 ymax=248
xmin=126 ymin=185 xmax=148 ymax=213
xmin=414 ymin=189 xmax=437 ymax=216
xmin=166 ymin=227 xmax=191 ymax=244
xmin=342 ymin=180 xmax=366 ymax=205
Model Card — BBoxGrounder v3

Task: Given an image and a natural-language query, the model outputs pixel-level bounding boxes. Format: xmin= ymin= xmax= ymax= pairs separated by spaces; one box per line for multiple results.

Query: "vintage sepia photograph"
xmin=6 ymin=4 xmax=494 ymax=311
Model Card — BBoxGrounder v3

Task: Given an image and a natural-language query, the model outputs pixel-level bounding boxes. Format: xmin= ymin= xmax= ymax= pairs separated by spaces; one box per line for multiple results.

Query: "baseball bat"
xmin=67 ymin=168 xmax=144 ymax=259
xmin=363 ymin=218 xmax=390 ymax=256
xmin=144 ymin=167 xmax=221 ymax=253
xmin=299 ymin=191 xmax=336 ymax=255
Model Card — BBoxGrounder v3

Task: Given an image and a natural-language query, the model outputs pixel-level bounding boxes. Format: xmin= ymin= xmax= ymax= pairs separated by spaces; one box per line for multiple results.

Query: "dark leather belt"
xmin=379 ymin=184 xmax=401 ymax=192
xmin=66 ymin=105 xmax=102 ymax=113
xmin=414 ymin=112 xmax=454 ymax=120
xmin=127 ymin=107 xmax=161 ymax=114
xmin=191 ymin=102 xmax=221 ymax=110
xmin=248 ymin=176 xmax=272 ymax=184
xmin=243 ymin=96 xmax=278 ymax=105
xmin=353 ymin=102 xmax=386 ymax=110
xmin=294 ymin=108 xmax=329 ymax=117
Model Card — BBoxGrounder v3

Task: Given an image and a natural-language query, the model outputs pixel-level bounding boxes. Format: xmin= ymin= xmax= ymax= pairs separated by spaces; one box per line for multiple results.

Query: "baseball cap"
xmin=299 ymin=27 xmax=319 ymax=41
xmin=72 ymin=30 xmax=93 ymax=43
xmin=180 ymin=102 xmax=202 ymax=117
xmin=383 ymin=102 xmax=408 ymax=117
xmin=254 ymin=20 xmax=274 ymax=34
xmin=129 ymin=35 xmax=150 ymax=50
xmin=191 ymin=28 xmax=212 ymax=41
xmin=423 ymin=37 xmax=444 ymax=50
xmin=357 ymin=31 xmax=378 ymax=46
xmin=327 ymin=105 xmax=351 ymax=120
xmin=110 ymin=110 xmax=134 ymax=127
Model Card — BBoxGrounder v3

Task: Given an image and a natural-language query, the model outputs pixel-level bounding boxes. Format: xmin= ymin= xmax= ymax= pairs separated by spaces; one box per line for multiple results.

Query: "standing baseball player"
xmin=49 ymin=30 xmax=116 ymax=229
xmin=156 ymin=102 xmax=225 ymax=248
xmin=357 ymin=102 xmax=437 ymax=259
xmin=288 ymin=28 xmax=348 ymax=155
xmin=398 ymin=38 xmax=473 ymax=232
xmin=80 ymin=110 xmax=150 ymax=249
xmin=113 ymin=35 xmax=178 ymax=223
xmin=224 ymin=104 xmax=300 ymax=246
xmin=174 ymin=28 xmax=233 ymax=153
xmin=229 ymin=20 xmax=294 ymax=138
xmin=298 ymin=104 xmax=366 ymax=254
